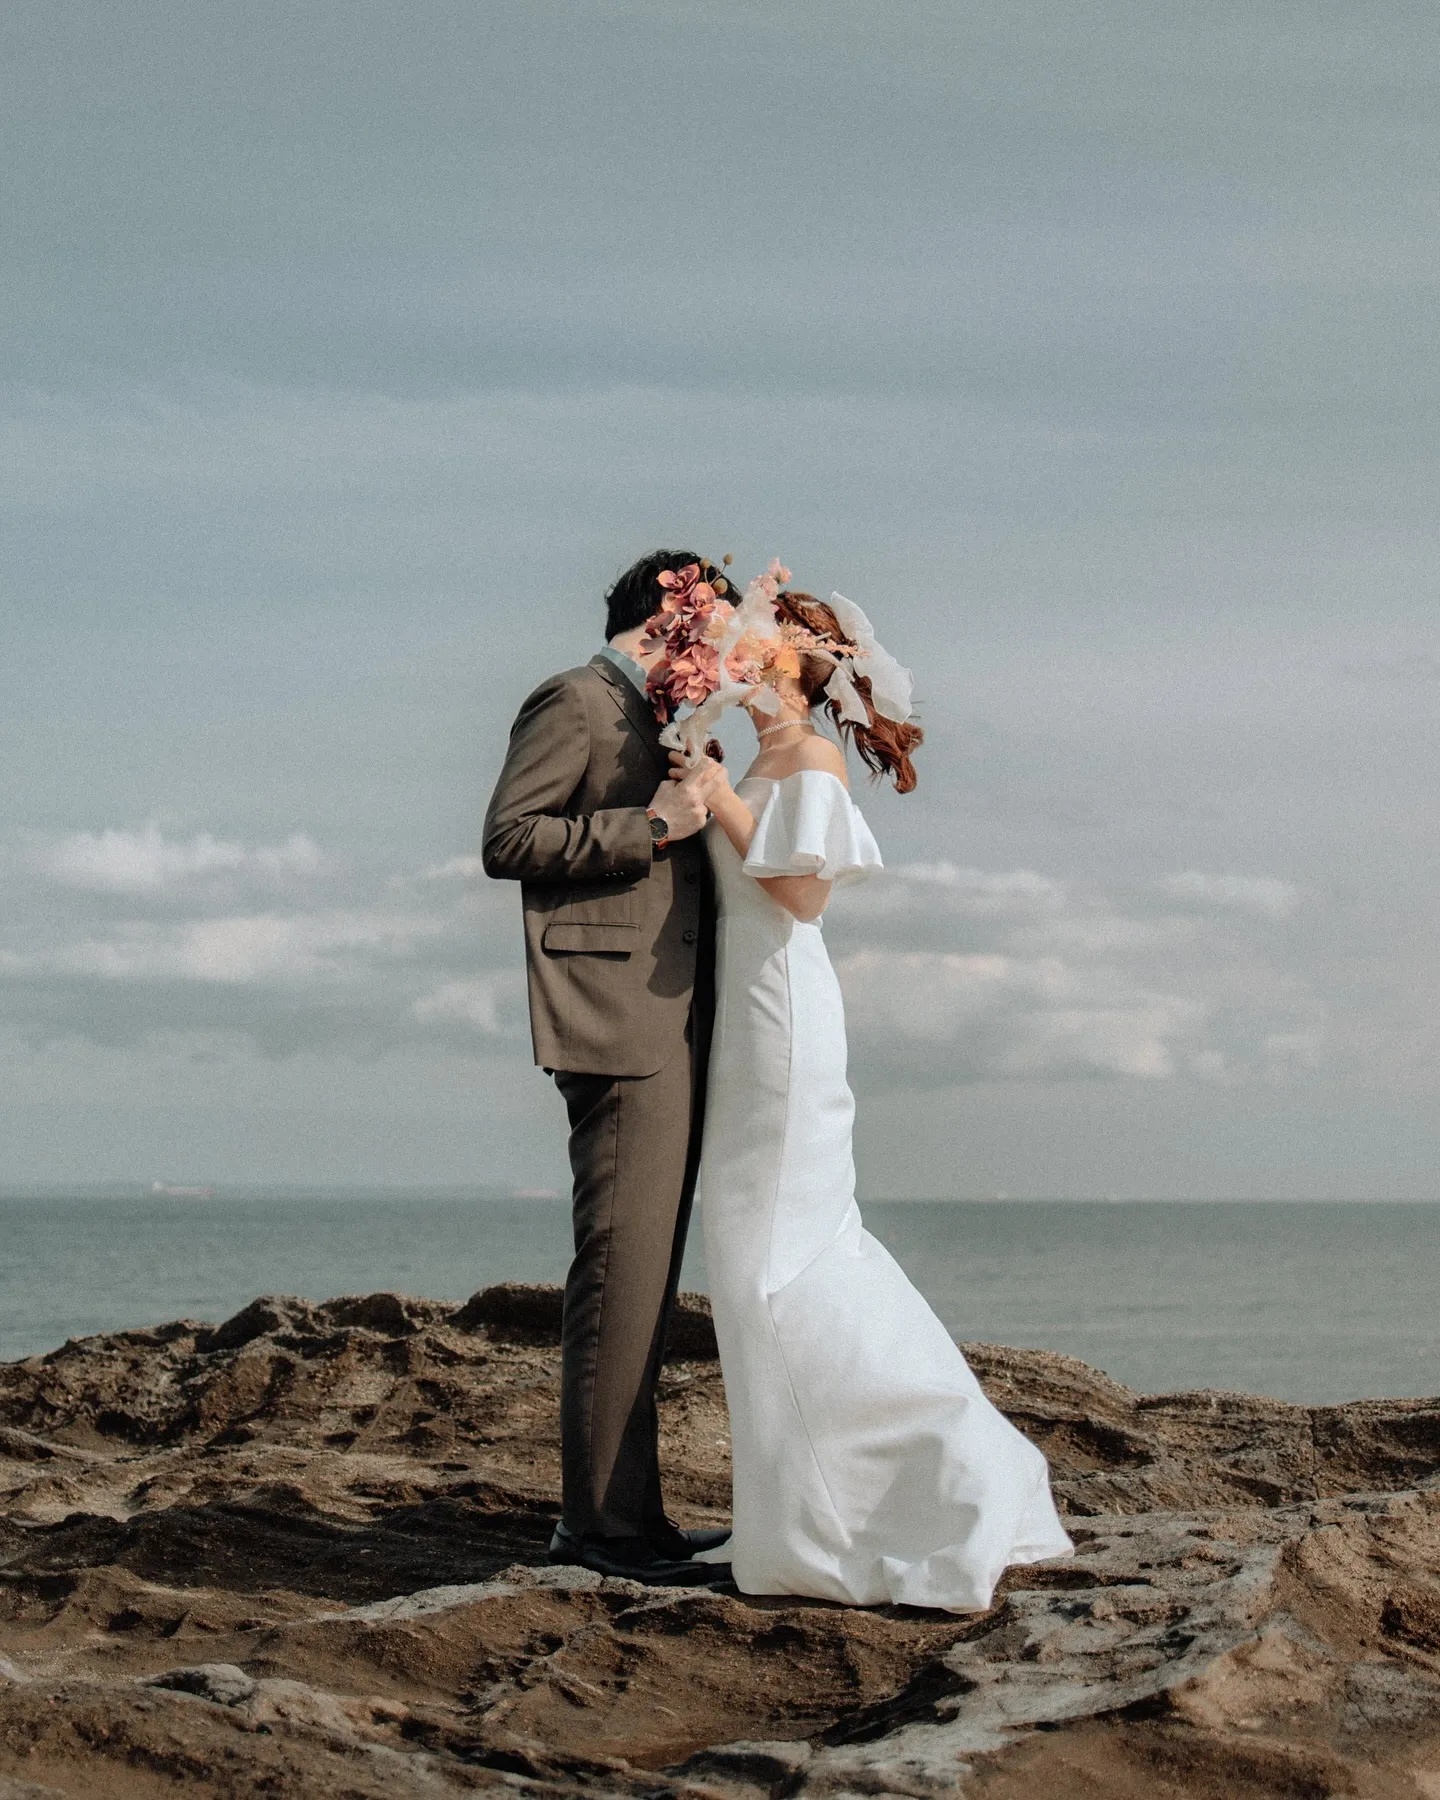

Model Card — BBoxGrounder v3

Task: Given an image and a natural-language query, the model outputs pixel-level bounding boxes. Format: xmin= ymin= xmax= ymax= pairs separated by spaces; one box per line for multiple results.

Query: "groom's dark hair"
xmin=605 ymin=549 xmax=704 ymax=639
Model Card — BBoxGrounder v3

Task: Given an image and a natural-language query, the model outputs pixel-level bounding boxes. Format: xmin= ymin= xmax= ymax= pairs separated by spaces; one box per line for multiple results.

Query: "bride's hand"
xmin=669 ymin=749 xmax=730 ymax=805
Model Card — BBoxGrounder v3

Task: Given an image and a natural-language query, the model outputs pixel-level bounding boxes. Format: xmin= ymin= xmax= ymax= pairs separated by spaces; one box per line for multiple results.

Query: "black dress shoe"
xmin=548 ymin=1521 xmax=731 ymax=1588
xmin=645 ymin=1517 xmax=733 ymax=1560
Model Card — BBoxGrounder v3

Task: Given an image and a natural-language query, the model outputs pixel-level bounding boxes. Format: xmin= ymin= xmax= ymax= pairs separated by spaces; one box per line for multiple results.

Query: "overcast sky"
xmin=3 ymin=0 xmax=1438 ymax=1197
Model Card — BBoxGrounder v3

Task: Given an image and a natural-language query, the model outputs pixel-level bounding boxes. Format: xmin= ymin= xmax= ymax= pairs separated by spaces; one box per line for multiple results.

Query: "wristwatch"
xmin=646 ymin=809 xmax=670 ymax=851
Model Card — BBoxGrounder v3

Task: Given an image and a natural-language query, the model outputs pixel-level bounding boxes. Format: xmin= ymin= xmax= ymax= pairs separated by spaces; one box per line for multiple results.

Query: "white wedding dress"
xmin=695 ymin=769 xmax=1073 ymax=1609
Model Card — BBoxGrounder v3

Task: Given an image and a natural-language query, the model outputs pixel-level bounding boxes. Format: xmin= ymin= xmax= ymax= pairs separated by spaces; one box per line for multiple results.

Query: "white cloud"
xmin=825 ymin=859 xmax=1321 ymax=1087
xmin=419 ymin=855 xmax=486 ymax=882
xmin=874 ymin=864 xmax=1068 ymax=921
xmin=412 ymin=975 xmax=522 ymax=1034
xmin=8 ymin=910 xmax=441 ymax=985
xmin=838 ymin=949 xmax=1203 ymax=1082
xmin=1012 ymin=913 xmax=1198 ymax=956
xmin=0 ymin=817 xmax=538 ymax=1061
xmin=41 ymin=823 xmax=323 ymax=895
xmin=1155 ymin=871 xmax=1299 ymax=919
xmin=0 ymin=815 xmax=1325 ymax=1091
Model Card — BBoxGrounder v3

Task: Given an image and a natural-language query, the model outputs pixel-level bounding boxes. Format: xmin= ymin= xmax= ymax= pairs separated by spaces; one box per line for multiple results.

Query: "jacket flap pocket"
xmin=543 ymin=922 xmax=639 ymax=954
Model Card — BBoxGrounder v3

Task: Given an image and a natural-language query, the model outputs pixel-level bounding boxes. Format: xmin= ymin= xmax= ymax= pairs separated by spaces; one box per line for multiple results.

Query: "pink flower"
xmin=656 ymin=563 xmax=702 ymax=594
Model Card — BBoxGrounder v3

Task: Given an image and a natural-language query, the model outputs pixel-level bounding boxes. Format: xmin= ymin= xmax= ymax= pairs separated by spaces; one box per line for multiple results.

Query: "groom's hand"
xmin=647 ymin=767 xmax=710 ymax=843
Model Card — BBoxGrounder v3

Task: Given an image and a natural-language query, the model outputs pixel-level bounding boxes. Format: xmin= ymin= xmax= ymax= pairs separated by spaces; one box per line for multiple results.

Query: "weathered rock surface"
xmin=1 ymin=1284 xmax=1437 ymax=1797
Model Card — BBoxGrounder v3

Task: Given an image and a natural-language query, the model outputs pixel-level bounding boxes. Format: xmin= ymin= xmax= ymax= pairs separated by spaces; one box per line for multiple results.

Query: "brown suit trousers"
xmin=483 ymin=656 xmax=715 ymax=1537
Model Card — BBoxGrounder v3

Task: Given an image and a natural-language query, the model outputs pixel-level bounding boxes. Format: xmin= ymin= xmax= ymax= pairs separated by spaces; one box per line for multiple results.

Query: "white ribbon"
xmin=823 ymin=662 xmax=872 ymax=725
xmin=825 ymin=592 xmax=915 ymax=723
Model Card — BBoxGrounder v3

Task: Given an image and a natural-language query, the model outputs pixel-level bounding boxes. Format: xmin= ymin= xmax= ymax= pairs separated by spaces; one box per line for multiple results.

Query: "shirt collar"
xmin=596 ymin=643 xmax=650 ymax=697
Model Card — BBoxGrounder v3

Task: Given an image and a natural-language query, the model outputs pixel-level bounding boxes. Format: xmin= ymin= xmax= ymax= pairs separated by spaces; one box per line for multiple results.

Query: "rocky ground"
xmin=1 ymin=1283 xmax=1438 ymax=1798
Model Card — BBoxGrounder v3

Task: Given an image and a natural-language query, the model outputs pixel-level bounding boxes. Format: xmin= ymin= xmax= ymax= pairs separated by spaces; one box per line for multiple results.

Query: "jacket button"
xmin=682 ymin=929 xmax=697 ymax=944
xmin=685 ymin=871 xmax=699 ymax=884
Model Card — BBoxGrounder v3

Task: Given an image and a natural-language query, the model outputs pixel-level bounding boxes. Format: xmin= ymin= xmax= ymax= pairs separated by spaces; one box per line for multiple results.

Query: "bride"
xmin=673 ymin=585 xmax=1073 ymax=1611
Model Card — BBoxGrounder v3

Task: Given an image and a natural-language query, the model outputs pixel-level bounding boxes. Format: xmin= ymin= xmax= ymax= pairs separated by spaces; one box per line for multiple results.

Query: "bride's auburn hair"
xmin=773 ymin=592 xmax=923 ymax=794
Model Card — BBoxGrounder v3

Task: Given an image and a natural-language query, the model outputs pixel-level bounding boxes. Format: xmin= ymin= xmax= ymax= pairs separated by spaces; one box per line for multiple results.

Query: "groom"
xmin=482 ymin=550 xmax=729 ymax=1586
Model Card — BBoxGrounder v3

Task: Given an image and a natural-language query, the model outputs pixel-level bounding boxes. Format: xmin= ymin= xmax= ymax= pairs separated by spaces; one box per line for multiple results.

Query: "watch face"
xmin=649 ymin=815 xmax=669 ymax=842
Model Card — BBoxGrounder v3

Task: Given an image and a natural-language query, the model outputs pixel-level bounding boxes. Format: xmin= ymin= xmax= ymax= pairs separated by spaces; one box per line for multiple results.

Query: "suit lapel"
xmin=589 ymin=654 xmax=670 ymax=772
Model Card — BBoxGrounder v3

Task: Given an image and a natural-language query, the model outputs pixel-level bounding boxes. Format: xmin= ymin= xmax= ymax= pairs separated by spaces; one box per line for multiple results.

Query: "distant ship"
xmin=151 ymin=1182 xmax=215 ymax=1199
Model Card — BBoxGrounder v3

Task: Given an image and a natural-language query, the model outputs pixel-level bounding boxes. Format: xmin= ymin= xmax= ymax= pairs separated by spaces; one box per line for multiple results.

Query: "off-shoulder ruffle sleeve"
xmin=742 ymin=770 xmax=884 ymax=885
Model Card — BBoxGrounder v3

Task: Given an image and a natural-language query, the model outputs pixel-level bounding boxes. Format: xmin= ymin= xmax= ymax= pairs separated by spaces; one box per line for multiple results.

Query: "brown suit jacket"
xmin=482 ymin=655 xmax=713 ymax=1078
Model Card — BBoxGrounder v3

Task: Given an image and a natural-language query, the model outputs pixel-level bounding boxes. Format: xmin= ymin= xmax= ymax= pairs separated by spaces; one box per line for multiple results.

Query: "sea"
xmin=1 ymin=1193 xmax=1436 ymax=1407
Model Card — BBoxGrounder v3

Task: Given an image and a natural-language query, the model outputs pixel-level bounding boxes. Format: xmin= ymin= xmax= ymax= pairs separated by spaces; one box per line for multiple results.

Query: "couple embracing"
xmin=482 ymin=549 xmax=1071 ymax=1609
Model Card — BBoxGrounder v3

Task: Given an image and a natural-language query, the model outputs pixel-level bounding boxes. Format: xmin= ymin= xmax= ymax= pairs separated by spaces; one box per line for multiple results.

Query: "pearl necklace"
xmin=756 ymin=718 xmax=816 ymax=740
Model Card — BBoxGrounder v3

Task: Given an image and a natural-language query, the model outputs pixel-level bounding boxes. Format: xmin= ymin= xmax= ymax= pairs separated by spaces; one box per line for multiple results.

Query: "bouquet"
xmin=644 ymin=558 xmax=792 ymax=761
xmin=642 ymin=556 xmax=914 ymax=763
